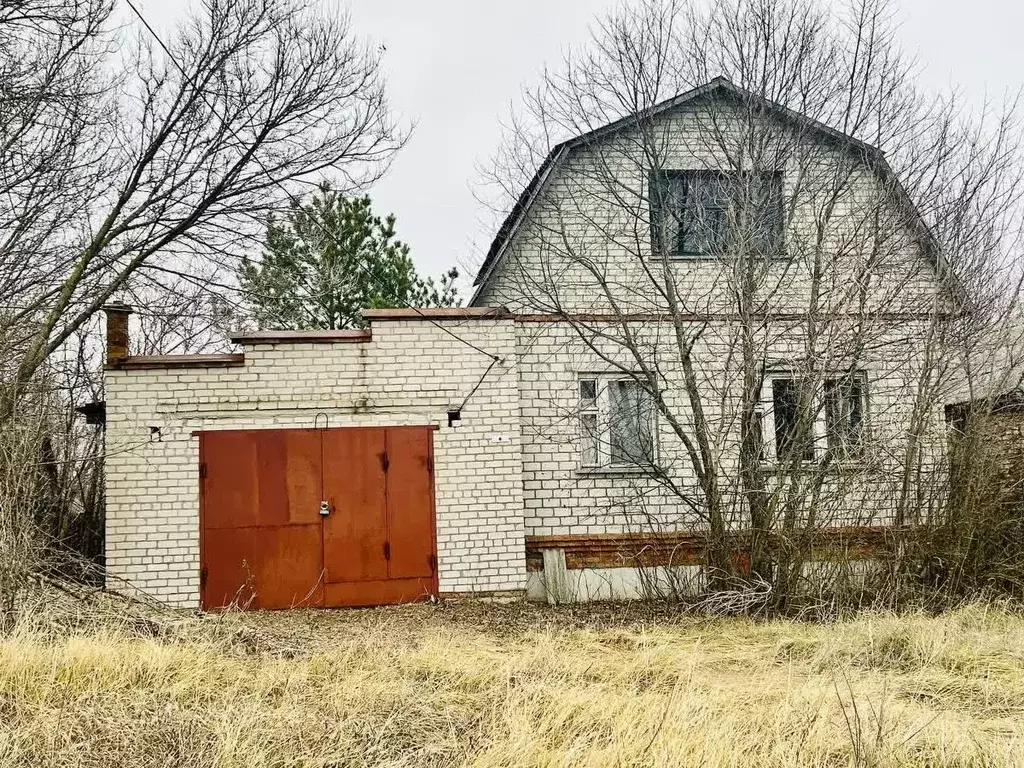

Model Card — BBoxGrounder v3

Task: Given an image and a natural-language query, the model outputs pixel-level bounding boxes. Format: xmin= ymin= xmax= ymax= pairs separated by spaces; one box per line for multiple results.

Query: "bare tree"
xmin=0 ymin=0 xmax=403 ymax=408
xmin=0 ymin=0 xmax=405 ymax=614
xmin=478 ymin=0 xmax=1024 ymax=605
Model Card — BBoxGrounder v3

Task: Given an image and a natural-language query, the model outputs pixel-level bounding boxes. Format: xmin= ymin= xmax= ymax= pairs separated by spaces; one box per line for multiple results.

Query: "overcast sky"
xmin=139 ymin=0 xmax=1023 ymax=294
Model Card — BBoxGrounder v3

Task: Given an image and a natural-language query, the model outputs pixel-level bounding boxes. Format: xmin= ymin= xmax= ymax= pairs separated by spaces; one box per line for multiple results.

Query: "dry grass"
xmin=2 ymin=595 xmax=1024 ymax=766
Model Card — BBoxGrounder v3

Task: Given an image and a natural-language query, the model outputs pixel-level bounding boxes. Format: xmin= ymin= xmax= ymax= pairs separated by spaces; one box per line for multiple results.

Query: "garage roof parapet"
xmin=229 ymin=329 xmax=373 ymax=344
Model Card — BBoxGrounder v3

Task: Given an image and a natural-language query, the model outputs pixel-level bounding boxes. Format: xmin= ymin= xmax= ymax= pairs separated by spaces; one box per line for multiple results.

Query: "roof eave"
xmin=471 ymin=143 xmax=569 ymax=294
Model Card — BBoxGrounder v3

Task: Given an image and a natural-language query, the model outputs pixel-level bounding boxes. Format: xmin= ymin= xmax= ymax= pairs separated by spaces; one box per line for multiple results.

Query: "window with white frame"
xmin=823 ymin=373 xmax=867 ymax=459
xmin=759 ymin=371 xmax=868 ymax=463
xmin=579 ymin=375 xmax=656 ymax=469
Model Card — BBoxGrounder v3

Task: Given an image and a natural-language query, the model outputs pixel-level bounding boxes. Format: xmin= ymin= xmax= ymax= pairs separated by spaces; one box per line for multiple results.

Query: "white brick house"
xmin=104 ymin=78 xmax=952 ymax=607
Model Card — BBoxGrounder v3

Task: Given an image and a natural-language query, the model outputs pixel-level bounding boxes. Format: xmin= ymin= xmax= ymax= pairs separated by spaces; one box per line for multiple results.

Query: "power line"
xmin=457 ymin=357 xmax=501 ymax=411
xmin=121 ymin=0 xmax=501 ymax=366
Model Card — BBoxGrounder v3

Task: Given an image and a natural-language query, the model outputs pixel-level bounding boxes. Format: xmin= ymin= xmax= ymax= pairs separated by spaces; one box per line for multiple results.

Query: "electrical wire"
xmin=458 ymin=357 xmax=501 ymax=412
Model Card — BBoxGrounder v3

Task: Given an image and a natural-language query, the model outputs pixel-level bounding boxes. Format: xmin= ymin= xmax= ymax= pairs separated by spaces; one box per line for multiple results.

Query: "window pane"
xmin=609 ymin=380 xmax=654 ymax=465
xmin=651 ymin=173 xmax=687 ymax=256
xmin=824 ymin=380 xmax=842 ymax=453
xmin=751 ymin=173 xmax=783 ymax=254
xmin=682 ymin=173 xmax=729 ymax=254
xmin=848 ymin=378 xmax=864 ymax=436
xmin=825 ymin=375 xmax=865 ymax=458
xmin=580 ymin=378 xmax=597 ymax=403
xmin=581 ymin=413 xmax=599 ymax=466
xmin=772 ymin=378 xmax=812 ymax=461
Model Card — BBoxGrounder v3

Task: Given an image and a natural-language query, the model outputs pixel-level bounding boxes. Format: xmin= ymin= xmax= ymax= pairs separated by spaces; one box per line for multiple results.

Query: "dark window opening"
xmin=772 ymin=378 xmax=814 ymax=461
xmin=580 ymin=379 xmax=597 ymax=402
xmin=650 ymin=170 xmax=784 ymax=257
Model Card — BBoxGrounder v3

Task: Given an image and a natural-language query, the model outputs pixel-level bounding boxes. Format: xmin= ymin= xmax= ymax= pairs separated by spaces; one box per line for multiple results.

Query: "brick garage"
xmin=104 ymin=307 xmax=524 ymax=607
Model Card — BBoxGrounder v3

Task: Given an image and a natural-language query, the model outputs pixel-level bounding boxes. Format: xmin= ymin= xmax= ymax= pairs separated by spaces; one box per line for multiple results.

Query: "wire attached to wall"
xmin=448 ymin=356 xmax=504 ymax=427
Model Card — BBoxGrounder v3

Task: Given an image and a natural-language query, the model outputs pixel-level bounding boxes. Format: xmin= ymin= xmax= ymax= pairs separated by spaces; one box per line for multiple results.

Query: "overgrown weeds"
xmin=0 ymin=381 xmax=104 ymax=629
xmin=1 ymin=591 xmax=1024 ymax=766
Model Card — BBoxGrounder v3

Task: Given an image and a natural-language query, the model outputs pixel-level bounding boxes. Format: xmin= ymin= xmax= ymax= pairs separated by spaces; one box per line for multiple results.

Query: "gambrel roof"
xmin=473 ymin=76 xmax=944 ymax=294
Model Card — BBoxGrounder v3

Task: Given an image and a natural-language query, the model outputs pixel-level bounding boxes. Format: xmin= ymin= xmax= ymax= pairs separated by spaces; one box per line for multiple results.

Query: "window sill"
xmin=576 ymin=465 xmax=659 ymax=477
xmin=825 ymin=460 xmax=873 ymax=473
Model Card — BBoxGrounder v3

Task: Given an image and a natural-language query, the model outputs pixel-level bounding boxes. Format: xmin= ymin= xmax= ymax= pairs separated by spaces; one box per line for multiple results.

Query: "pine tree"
xmin=239 ymin=186 xmax=458 ymax=329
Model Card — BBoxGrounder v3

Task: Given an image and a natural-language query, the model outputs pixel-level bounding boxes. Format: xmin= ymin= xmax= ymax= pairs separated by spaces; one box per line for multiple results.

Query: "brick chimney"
xmin=102 ymin=304 xmax=133 ymax=366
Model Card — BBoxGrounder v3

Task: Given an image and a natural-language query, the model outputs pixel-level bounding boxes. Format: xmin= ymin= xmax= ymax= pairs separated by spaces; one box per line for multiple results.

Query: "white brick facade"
xmin=104 ymin=307 xmax=947 ymax=606
xmin=473 ymin=102 xmax=940 ymax=317
xmin=105 ymin=315 xmax=524 ymax=606
xmin=105 ymin=82 xmax=955 ymax=606
xmin=509 ymin=318 xmax=947 ymax=541
xmin=468 ymin=88 xmax=951 ymax=549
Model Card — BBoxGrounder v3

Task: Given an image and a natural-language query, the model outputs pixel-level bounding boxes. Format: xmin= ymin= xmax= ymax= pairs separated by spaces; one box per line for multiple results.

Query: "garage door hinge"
xmin=383 ymin=541 xmax=391 ymax=561
xmin=199 ymin=463 xmax=207 ymax=479
xmin=427 ymin=455 xmax=433 ymax=474
xmin=199 ymin=566 xmax=208 ymax=588
xmin=428 ymin=554 xmax=437 ymax=573
xmin=380 ymin=452 xmax=389 ymax=472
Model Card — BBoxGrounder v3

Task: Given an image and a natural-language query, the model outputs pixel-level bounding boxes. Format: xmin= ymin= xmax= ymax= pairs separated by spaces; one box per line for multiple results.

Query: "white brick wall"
xmin=105 ymin=317 xmax=524 ymax=606
xmin=474 ymin=102 xmax=943 ymax=315
xmin=511 ymin=318 xmax=947 ymax=539
xmin=471 ymin=100 xmax=951 ymax=542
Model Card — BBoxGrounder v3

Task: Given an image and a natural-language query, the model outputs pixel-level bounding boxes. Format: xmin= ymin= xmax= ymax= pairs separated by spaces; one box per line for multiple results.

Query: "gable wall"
xmin=474 ymin=102 xmax=943 ymax=316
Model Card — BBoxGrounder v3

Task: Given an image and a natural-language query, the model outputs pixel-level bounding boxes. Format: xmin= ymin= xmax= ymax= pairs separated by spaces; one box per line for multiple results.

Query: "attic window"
xmin=650 ymin=170 xmax=784 ymax=257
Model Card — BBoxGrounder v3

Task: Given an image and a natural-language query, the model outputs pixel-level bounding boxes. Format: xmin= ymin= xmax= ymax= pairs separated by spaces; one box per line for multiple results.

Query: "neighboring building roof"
xmin=944 ymin=317 xmax=1024 ymax=412
xmin=472 ymin=76 xmax=943 ymax=293
xmin=946 ymin=389 xmax=1024 ymax=421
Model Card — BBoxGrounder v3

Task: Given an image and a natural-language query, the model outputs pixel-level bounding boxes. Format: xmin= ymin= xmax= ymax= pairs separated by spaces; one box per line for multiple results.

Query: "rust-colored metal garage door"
xmin=198 ymin=426 xmax=437 ymax=610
